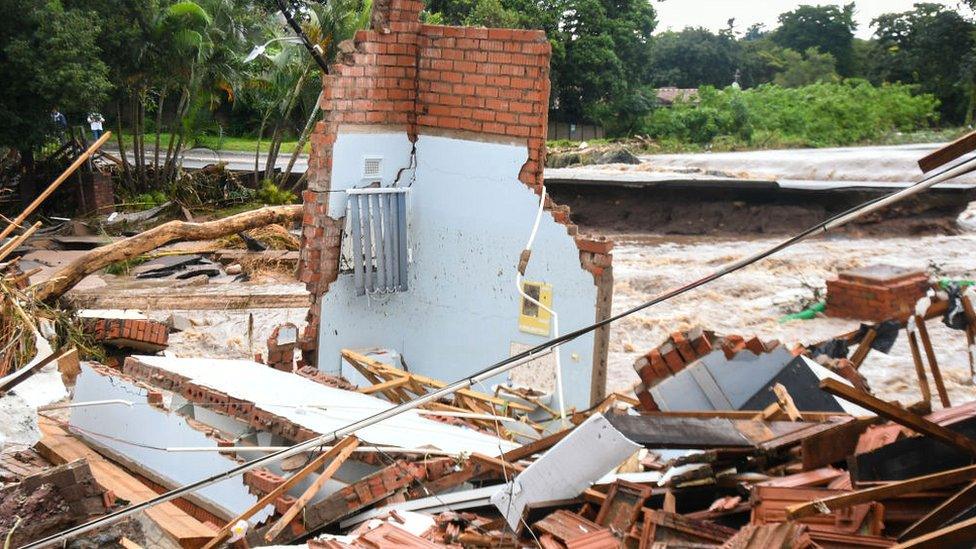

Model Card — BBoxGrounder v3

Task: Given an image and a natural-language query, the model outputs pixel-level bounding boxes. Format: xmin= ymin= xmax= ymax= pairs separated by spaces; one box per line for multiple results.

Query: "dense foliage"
xmin=643 ymin=81 xmax=939 ymax=148
xmin=1 ymin=0 xmax=974 ymax=174
xmin=0 ymin=0 xmax=111 ymax=155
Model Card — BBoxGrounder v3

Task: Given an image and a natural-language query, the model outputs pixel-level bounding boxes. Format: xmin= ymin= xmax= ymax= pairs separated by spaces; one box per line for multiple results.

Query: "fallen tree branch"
xmin=33 ymin=204 xmax=303 ymax=303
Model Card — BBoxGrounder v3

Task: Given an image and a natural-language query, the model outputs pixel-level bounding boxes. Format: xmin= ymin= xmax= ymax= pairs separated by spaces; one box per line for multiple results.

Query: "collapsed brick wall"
xmin=297 ymin=0 xmax=614 ymax=367
xmin=0 ymin=460 xmax=110 ymax=547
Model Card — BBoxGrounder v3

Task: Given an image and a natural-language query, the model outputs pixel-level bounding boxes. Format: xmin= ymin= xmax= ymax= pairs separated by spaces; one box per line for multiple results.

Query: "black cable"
xmin=274 ymin=0 xmax=331 ymax=73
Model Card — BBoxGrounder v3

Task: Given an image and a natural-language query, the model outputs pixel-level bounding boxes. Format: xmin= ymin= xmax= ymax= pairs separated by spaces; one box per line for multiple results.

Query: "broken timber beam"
xmin=893 ymin=514 xmax=976 ymax=548
xmin=907 ymin=328 xmax=933 ymax=404
xmin=33 ymin=204 xmax=302 ymax=302
xmin=0 ymin=221 xmax=41 ymax=263
xmin=915 ymin=316 xmax=950 ymax=407
xmin=820 ymin=378 xmax=976 ymax=456
xmin=898 ymin=480 xmax=976 ymax=541
xmin=787 ymin=463 xmax=976 ymax=520
xmin=849 ymin=328 xmax=877 ymax=369
xmin=917 ymin=129 xmax=976 ymax=173
xmin=263 ymin=436 xmax=360 ymax=541
xmin=201 ymin=441 xmax=349 ymax=549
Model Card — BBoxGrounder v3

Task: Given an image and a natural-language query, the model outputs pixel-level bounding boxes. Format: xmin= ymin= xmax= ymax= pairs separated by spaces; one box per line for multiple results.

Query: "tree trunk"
xmin=265 ymin=67 xmax=310 ymax=180
xmin=115 ymin=101 xmax=132 ymax=189
xmin=166 ymin=86 xmax=196 ymax=185
xmin=33 ymin=204 xmax=303 ymax=303
xmin=966 ymin=79 xmax=976 ymax=128
xmin=163 ymin=89 xmax=188 ymax=180
xmin=130 ymin=98 xmax=140 ymax=188
xmin=282 ymin=90 xmax=323 ymax=190
xmin=153 ymin=90 xmax=166 ymax=183
xmin=138 ymin=98 xmax=148 ymax=188
xmin=254 ymin=113 xmax=270 ymax=186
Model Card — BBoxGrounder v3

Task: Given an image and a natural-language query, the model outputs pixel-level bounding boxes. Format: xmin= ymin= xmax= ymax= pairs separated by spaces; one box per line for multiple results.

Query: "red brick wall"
xmin=826 ymin=270 xmax=930 ymax=322
xmin=297 ymin=0 xmax=613 ymax=363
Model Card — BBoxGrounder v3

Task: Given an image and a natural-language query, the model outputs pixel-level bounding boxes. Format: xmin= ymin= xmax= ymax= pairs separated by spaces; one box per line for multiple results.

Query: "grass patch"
xmin=118 ymin=132 xmax=310 ymax=154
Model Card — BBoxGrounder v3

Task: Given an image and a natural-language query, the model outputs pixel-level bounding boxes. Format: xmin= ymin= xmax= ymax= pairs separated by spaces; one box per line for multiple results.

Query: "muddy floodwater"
xmin=606 ymin=231 xmax=976 ymax=408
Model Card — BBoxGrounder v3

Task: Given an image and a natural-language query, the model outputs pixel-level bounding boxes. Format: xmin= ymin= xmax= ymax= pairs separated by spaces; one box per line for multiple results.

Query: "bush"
xmin=255 ymin=179 xmax=297 ymax=205
xmin=641 ymin=80 xmax=940 ymax=148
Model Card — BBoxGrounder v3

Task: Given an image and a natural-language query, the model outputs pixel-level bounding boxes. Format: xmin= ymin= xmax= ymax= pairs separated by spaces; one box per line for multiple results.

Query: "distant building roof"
xmin=655 ymin=87 xmax=699 ymax=105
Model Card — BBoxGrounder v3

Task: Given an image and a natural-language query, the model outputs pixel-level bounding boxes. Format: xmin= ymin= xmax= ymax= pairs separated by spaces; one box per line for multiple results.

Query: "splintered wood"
xmin=342 ymin=349 xmax=544 ymax=436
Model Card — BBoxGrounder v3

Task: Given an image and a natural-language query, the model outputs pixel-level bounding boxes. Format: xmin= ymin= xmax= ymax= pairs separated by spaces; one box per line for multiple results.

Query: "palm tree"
xmin=242 ymin=0 xmax=370 ymax=188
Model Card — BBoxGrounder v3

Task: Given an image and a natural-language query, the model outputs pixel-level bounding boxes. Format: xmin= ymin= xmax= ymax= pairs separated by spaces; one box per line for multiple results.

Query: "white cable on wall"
xmin=515 ymin=186 xmax=566 ymax=421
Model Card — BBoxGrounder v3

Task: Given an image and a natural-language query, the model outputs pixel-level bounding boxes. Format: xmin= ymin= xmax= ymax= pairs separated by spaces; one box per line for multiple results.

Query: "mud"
xmin=550 ymin=185 xmax=972 ymax=236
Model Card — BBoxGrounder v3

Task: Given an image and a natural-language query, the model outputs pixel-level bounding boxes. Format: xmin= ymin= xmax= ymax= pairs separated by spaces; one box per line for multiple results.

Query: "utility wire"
xmin=22 ymin=152 xmax=976 ymax=549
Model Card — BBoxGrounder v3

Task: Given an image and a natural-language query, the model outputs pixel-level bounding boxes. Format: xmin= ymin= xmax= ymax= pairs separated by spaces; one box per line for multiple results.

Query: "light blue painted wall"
xmin=316 ymin=131 xmax=598 ymax=409
xmin=70 ymin=365 xmax=270 ymax=520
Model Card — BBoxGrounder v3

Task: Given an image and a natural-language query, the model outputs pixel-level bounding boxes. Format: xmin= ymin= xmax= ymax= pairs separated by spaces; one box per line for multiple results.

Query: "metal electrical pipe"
xmin=23 ymin=154 xmax=976 ymax=549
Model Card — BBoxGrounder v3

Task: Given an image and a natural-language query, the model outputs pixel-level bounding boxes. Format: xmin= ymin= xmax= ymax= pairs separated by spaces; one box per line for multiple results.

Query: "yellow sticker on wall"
xmin=519 ymin=281 xmax=552 ymax=336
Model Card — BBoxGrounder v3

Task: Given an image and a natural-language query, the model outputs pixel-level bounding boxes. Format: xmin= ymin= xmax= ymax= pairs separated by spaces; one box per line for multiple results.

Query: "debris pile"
xmin=6 ymin=104 xmax=976 ymax=549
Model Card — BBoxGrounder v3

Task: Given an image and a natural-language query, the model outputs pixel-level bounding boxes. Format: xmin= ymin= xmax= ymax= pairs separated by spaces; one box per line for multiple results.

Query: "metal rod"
xmin=23 ymin=153 xmax=976 ymax=548
xmin=164 ymin=445 xmax=458 ymax=456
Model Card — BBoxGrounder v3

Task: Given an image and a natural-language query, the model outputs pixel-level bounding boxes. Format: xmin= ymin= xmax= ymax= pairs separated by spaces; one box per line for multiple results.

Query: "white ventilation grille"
xmin=345 ymin=187 xmax=409 ymax=296
xmin=362 ymin=156 xmax=383 ymax=179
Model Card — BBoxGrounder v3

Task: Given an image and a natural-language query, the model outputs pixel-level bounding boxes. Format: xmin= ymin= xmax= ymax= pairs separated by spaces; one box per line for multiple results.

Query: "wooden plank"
xmin=342 ymin=349 xmax=532 ymax=412
xmin=898 ymin=480 xmax=976 ymax=541
xmin=915 ymin=317 xmax=950 ymax=407
xmin=908 ymin=330 xmax=933 ymax=404
xmin=917 ymin=130 xmax=976 ymax=173
xmin=37 ymin=418 xmax=214 ymax=548
xmin=820 ymin=378 xmax=976 ymax=456
xmin=201 ymin=441 xmax=351 ymax=549
xmin=786 ymin=463 xmax=976 ymax=520
xmin=893 ymin=514 xmax=976 ymax=548
xmin=357 ymin=376 xmax=410 ymax=395
xmin=641 ymin=410 xmax=855 ymax=421
xmin=850 ymin=329 xmax=877 ymax=370
xmin=264 ymin=436 xmax=359 ymax=541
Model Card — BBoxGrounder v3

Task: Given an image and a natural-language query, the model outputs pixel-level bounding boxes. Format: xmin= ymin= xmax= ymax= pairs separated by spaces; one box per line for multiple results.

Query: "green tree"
xmin=772 ymin=47 xmax=839 ymax=88
xmin=648 ymin=28 xmax=739 ymax=88
xmin=736 ymin=37 xmax=783 ymax=89
xmin=0 ymin=0 xmax=110 ymax=158
xmin=772 ymin=3 xmax=856 ymax=76
xmin=872 ymin=3 xmax=976 ymax=124
xmin=463 ymin=0 xmax=518 ymax=28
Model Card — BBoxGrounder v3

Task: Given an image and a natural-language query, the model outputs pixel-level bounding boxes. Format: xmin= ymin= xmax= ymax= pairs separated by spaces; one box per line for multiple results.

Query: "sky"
xmin=652 ymin=0 xmax=971 ymax=38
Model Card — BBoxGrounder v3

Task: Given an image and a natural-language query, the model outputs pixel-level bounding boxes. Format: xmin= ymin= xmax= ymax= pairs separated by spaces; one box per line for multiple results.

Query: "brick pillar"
xmin=826 ymin=265 xmax=931 ymax=321
xmin=77 ymin=172 xmax=115 ymax=215
xmin=266 ymin=323 xmax=299 ymax=372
